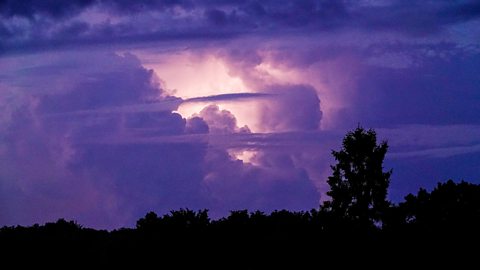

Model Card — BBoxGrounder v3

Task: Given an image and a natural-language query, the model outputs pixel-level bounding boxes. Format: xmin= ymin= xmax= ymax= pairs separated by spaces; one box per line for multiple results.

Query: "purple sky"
xmin=1 ymin=0 xmax=480 ymax=229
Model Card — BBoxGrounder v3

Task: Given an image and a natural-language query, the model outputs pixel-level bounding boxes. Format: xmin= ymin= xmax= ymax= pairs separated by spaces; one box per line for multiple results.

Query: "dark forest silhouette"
xmin=1 ymin=127 xmax=479 ymax=264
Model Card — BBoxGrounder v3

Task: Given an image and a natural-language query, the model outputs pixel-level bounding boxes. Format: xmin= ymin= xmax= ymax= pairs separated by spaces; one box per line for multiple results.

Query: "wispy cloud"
xmin=43 ymin=92 xmax=273 ymax=117
xmin=390 ymin=144 xmax=480 ymax=159
xmin=184 ymin=92 xmax=273 ymax=103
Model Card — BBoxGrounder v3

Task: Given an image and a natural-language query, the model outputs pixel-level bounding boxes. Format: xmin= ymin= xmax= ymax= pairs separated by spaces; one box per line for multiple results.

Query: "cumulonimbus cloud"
xmin=0 ymin=51 xmax=321 ymax=228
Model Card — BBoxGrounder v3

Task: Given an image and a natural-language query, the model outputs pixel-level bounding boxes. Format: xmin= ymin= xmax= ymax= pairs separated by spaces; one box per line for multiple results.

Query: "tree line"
xmin=1 ymin=127 xmax=479 ymax=264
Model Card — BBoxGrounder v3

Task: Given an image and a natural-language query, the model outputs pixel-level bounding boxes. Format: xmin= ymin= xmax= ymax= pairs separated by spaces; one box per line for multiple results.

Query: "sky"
xmin=1 ymin=0 xmax=480 ymax=229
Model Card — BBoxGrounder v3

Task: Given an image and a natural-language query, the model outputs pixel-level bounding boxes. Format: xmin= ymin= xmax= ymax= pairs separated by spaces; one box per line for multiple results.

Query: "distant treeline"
xmin=1 ymin=127 xmax=479 ymax=264
xmin=2 ymin=183 xmax=479 ymax=264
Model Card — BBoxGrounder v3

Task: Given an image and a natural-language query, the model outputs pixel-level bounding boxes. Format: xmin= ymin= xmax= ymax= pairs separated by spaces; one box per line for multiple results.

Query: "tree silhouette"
xmin=136 ymin=211 xmax=161 ymax=231
xmin=399 ymin=180 xmax=480 ymax=230
xmin=163 ymin=208 xmax=210 ymax=229
xmin=323 ymin=126 xmax=392 ymax=226
xmin=136 ymin=209 xmax=210 ymax=232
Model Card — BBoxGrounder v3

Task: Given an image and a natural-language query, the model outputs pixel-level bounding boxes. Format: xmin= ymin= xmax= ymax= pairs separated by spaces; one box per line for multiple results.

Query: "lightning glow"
xmin=138 ymin=52 xmax=264 ymax=132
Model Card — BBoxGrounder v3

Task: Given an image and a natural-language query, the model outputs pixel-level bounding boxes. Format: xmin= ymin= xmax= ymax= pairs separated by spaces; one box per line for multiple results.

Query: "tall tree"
xmin=323 ymin=127 xmax=392 ymax=225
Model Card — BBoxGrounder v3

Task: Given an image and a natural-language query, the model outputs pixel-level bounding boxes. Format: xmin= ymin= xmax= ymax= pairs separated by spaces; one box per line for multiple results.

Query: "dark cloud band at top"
xmin=1 ymin=0 xmax=480 ymax=56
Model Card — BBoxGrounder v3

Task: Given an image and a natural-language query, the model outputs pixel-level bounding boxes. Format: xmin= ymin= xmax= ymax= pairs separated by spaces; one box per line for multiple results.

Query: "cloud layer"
xmin=1 ymin=0 xmax=480 ymax=55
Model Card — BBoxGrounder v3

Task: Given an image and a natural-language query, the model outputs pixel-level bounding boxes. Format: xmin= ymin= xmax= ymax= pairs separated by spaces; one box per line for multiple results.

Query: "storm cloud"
xmin=0 ymin=51 xmax=321 ymax=228
xmin=1 ymin=0 xmax=480 ymax=229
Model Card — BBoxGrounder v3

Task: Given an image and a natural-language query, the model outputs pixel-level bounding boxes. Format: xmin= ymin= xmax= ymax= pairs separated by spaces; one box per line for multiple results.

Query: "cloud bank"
xmin=0 ymin=52 xmax=321 ymax=228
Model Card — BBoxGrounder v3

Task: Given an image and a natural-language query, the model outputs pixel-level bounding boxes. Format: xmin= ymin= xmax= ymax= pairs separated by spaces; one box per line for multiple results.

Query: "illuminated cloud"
xmin=0 ymin=51 xmax=321 ymax=228
xmin=259 ymin=84 xmax=322 ymax=132
xmin=196 ymin=104 xmax=250 ymax=134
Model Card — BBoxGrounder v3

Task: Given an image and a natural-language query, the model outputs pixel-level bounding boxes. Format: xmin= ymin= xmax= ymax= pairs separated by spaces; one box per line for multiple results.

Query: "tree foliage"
xmin=399 ymin=180 xmax=480 ymax=229
xmin=323 ymin=127 xmax=392 ymax=225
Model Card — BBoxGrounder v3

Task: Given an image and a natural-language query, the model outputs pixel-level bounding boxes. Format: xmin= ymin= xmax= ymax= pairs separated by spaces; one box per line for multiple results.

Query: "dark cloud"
xmin=439 ymin=1 xmax=480 ymax=24
xmin=263 ymin=0 xmax=348 ymax=28
xmin=202 ymin=148 xmax=319 ymax=216
xmin=99 ymin=0 xmax=194 ymax=14
xmin=124 ymin=112 xmax=186 ymax=135
xmin=57 ymin=21 xmax=90 ymax=38
xmin=347 ymin=1 xmax=480 ymax=36
xmin=0 ymin=22 xmax=12 ymax=38
xmin=70 ymin=142 xmax=208 ymax=224
xmin=185 ymin=116 xmax=209 ymax=134
xmin=2 ymin=0 xmax=480 ymax=55
xmin=0 ymin=0 xmax=95 ymax=19
xmin=386 ymin=151 xmax=480 ymax=203
xmin=38 ymin=53 xmax=161 ymax=114
xmin=205 ymin=8 xmax=229 ymax=26
xmin=352 ymin=51 xmax=480 ymax=127
xmin=0 ymin=0 xmax=188 ymax=19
